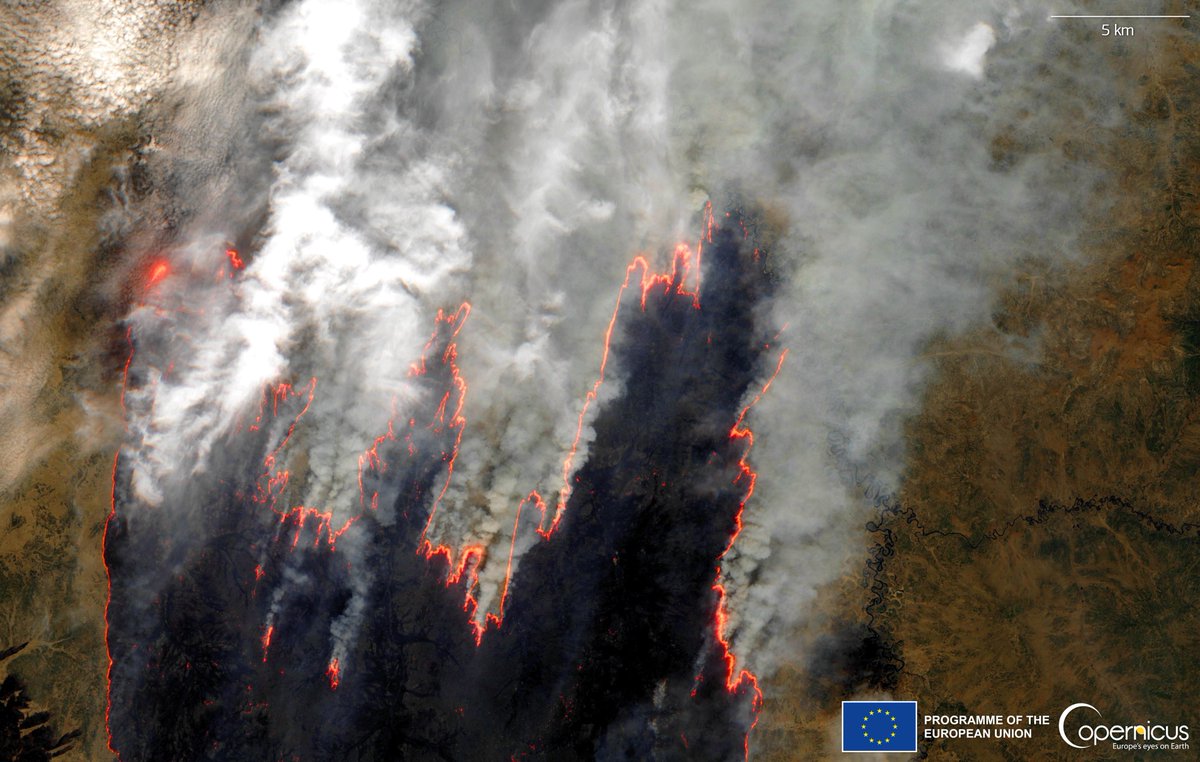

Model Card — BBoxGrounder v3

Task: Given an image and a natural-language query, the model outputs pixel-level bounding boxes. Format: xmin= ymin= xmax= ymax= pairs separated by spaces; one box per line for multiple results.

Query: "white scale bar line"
xmin=1049 ymin=15 xmax=1190 ymax=18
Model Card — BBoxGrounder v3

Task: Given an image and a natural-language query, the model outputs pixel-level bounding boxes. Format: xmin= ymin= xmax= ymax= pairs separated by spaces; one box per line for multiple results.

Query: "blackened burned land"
xmin=0 ymin=643 xmax=80 ymax=761
xmin=105 ymin=214 xmax=779 ymax=761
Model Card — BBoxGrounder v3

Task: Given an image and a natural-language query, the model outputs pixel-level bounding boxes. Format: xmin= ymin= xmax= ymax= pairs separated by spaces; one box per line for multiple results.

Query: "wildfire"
xmin=103 ymin=447 xmax=122 ymax=760
xmin=709 ymin=343 xmax=787 ymax=759
xmin=261 ymin=625 xmax=274 ymax=662
xmin=107 ymin=217 xmax=778 ymax=757
xmin=146 ymin=258 xmax=170 ymax=287
xmin=409 ymin=211 xmax=722 ymax=646
xmin=549 ymin=203 xmax=713 ymax=538
xmin=102 ymin=327 xmax=136 ymax=760
xmin=326 ymin=658 xmax=340 ymax=690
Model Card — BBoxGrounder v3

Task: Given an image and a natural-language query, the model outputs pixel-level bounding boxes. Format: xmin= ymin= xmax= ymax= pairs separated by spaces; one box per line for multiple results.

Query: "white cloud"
xmin=116 ymin=0 xmax=1113 ymax=687
xmin=943 ymin=22 xmax=997 ymax=78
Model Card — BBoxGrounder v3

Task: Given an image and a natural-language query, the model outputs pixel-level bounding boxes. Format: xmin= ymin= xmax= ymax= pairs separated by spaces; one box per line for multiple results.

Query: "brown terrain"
xmin=756 ymin=12 xmax=1200 ymax=762
xmin=0 ymin=134 xmax=147 ymax=760
xmin=2 ymin=5 xmax=1198 ymax=762
xmin=0 ymin=3 xmax=203 ymax=758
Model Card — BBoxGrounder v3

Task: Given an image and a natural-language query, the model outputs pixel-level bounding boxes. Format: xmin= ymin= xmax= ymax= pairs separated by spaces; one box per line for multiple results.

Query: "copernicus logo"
xmin=1058 ymin=703 xmax=1190 ymax=749
xmin=842 ymin=701 xmax=918 ymax=753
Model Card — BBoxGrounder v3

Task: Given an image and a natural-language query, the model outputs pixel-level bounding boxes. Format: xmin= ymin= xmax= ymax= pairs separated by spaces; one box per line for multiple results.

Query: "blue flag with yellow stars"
xmin=841 ymin=700 xmax=918 ymax=753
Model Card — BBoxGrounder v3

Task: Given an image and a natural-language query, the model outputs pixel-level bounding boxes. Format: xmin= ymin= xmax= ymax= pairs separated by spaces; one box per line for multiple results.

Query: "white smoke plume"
xmin=115 ymin=0 xmax=1138 ymax=705
xmin=0 ymin=0 xmax=209 ymax=491
xmin=126 ymin=0 xmax=698 ymax=622
xmin=681 ymin=0 xmax=1118 ymax=672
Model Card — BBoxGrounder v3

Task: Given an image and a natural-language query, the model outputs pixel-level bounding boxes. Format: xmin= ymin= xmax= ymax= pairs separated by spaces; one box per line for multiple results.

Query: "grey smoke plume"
xmin=113 ymin=0 xmax=1130 ymax=701
xmin=0 ymin=0 xmax=214 ymax=490
xmin=685 ymin=0 xmax=1116 ymax=672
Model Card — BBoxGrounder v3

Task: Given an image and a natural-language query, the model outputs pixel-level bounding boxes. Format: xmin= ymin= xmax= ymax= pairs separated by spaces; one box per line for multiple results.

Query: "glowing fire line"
xmin=107 ymin=214 xmax=777 ymax=755
xmin=415 ymin=207 xmax=715 ymax=647
xmin=712 ymin=348 xmax=788 ymax=759
xmin=103 ymin=327 xmax=134 ymax=759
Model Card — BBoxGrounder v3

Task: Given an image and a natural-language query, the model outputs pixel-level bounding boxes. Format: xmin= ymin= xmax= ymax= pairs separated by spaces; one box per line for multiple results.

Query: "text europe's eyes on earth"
xmin=0 ymin=1 xmax=1196 ymax=760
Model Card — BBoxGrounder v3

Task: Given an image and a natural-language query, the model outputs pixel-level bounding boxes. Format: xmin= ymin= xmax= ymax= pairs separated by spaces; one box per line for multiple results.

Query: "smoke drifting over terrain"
xmin=6 ymin=0 xmax=1128 ymax=757
xmin=108 ymin=220 xmax=775 ymax=759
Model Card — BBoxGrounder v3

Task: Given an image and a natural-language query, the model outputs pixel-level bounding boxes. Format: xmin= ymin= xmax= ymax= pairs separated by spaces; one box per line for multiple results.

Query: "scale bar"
xmin=1050 ymin=14 xmax=1189 ymax=18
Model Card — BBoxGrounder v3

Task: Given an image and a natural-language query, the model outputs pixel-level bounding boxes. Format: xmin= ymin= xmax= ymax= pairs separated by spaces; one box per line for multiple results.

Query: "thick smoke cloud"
xmin=88 ymin=0 xmax=1141 ymax=757
xmin=108 ymin=219 xmax=772 ymax=760
xmin=126 ymin=0 xmax=702 ymax=626
xmin=658 ymin=0 xmax=1116 ymax=669
xmin=0 ymin=0 xmax=215 ymax=492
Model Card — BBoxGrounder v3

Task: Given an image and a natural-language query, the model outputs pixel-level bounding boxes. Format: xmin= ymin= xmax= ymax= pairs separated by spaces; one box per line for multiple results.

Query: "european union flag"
xmin=841 ymin=700 xmax=918 ymax=753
